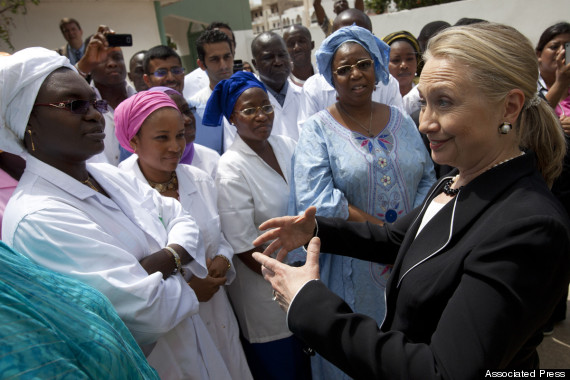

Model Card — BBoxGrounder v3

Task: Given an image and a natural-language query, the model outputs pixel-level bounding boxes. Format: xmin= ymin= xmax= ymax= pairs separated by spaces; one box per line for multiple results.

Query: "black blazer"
xmin=288 ymin=152 xmax=570 ymax=379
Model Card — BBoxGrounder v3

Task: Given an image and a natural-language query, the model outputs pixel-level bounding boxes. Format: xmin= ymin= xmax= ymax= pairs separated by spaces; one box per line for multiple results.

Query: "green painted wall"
xmin=161 ymin=0 xmax=252 ymax=31
xmin=160 ymin=0 xmax=252 ymax=71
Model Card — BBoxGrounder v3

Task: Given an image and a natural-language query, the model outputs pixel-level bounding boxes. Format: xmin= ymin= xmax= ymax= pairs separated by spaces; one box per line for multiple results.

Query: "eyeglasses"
xmin=334 ymin=59 xmax=374 ymax=76
xmin=238 ymin=104 xmax=275 ymax=117
xmin=151 ymin=67 xmax=185 ymax=78
xmin=34 ymin=99 xmax=109 ymax=114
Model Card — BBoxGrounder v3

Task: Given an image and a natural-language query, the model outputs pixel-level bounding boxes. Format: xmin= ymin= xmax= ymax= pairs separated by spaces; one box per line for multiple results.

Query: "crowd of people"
xmin=0 ymin=7 xmax=569 ymax=380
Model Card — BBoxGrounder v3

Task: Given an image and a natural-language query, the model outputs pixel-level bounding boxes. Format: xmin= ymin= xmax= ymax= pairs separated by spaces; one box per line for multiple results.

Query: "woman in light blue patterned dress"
xmin=290 ymin=26 xmax=436 ymax=380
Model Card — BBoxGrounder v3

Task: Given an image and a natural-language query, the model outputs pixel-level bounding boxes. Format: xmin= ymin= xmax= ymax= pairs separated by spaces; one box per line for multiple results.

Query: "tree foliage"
xmin=0 ymin=0 xmax=40 ymax=51
xmin=365 ymin=0 xmax=461 ymax=14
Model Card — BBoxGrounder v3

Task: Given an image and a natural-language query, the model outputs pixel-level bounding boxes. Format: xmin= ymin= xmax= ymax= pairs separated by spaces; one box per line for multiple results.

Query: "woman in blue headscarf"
xmin=289 ymin=25 xmax=436 ymax=380
xmin=204 ymin=71 xmax=311 ymax=380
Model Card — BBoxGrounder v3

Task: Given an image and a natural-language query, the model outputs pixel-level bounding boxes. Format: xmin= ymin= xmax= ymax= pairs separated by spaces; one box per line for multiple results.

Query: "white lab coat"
xmin=183 ymin=67 xmax=210 ymax=101
xmin=119 ymin=155 xmax=253 ymax=379
xmin=402 ymin=84 xmax=421 ymax=116
xmin=216 ymin=134 xmax=295 ymax=343
xmin=266 ymin=79 xmax=303 ymax=141
xmin=298 ymin=73 xmax=404 ymax=130
xmin=193 ymin=143 xmax=221 ymax=180
xmin=88 ymin=83 xmax=136 ymax=166
xmin=2 ymin=155 xmax=232 ymax=380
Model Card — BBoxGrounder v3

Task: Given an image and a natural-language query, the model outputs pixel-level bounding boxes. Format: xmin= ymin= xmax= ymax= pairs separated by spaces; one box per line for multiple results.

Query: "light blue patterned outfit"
xmin=290 ymin=106 xmax=436 ymax=379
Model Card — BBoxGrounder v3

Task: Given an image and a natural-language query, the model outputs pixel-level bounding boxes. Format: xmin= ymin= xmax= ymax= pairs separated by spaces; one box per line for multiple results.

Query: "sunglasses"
xmin=334 ymin=59 xmax=374 ymax=77
xmin=151 ymin=67 xmax=185 ymax=78
xmin=238 ymin=104 xmax=275 ymax=117
xmin=34 ymin=99 xmax=109 ymax=114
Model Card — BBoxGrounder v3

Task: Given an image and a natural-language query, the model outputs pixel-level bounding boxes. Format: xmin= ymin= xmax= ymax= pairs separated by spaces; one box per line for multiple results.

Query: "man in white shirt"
xmin=283 ymin=24 xmax=315 ymax=88
xmin=128 ymin=50 xmax=148 ymax=92
xmin=183 ymin=22 xmax=237 ymax=100
xmin=189 ymin=30 xmax=235 ymax=154
xmin=298 ymin=8 xmax=404 ymax=130
xmin=89 ymin=47 xmax=136 ymax=165
xmin=142 ymin=45 xmax=186 ymax=93
xmin=252 ymin=32 xmax=302 ymax=141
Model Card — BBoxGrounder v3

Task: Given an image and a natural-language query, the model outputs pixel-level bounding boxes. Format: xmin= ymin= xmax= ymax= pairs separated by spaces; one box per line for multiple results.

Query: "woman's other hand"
xmin=188 ymin=275 xmax=226 ymax=302
xmin=208 ymin=256 xmax=231 ymax=278
xmin=253 ymin=206 xmax=317 ymax=262
xmin=252 ymin=237 xmax=321 ymax=312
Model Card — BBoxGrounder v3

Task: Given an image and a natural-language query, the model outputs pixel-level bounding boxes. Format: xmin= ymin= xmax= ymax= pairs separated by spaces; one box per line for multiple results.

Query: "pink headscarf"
xmin=114 ymin=91 xmax=179 ymax=153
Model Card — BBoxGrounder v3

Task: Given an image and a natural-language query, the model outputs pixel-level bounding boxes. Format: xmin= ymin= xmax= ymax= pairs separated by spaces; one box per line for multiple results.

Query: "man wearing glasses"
xmin=142 ymin=45 xmax=186 ymax=93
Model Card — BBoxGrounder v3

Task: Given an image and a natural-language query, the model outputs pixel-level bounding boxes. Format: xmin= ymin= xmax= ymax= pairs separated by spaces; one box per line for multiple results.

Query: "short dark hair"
xmin=196 ymin=29 xmax=232 ymax=62
xmin=206 ymin=22 xmax=234 ymax=40
xmin=417 ymin=21 xmax=450 ymax=49
xmin=143 ymin=45 xmax=182 ymax=75
xmin=454 ymin=17 xmax=487 ymax=26
xmin=251 ymin=32 xmax=283 ymax=58
xmin=130 ymin=50 xmax=147 ymax=65
xmin=59 ymin=18 xmax=81 ymax=33
xmin=536 ymin=22 xmax=570 ymax=53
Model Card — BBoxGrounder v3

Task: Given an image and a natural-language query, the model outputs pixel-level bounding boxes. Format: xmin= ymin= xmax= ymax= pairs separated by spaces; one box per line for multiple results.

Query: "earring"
xmin=498 ymin=122 xmax=512 ymax=135
xmin=27 ymin=130 xmax=35 ymax=151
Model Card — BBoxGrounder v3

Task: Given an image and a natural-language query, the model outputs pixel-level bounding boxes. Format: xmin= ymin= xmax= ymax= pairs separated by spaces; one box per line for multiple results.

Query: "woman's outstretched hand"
xmin=252 ymin=237 xmax=321 ymax=312
xmin=253 ymin=206 xmax=317 ymax=262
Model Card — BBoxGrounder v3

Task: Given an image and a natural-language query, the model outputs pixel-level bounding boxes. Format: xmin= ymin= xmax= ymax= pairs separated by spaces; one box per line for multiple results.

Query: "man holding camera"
xmin=75 ymin=26 xmax=135 ymax=165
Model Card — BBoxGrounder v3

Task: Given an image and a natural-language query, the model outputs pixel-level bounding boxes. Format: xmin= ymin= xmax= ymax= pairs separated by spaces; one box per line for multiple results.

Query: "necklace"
xmin=441 ymin=152 xmax=525 ymax=197
xmin=338 ymin=103 xmax=374 ymax=137
xmin=82 ymin=175 xmax=100 ymax=193
xmin=442 ymin=175 xmax=461 ymax=196
xmin=147 ymin=172 xmax=178 ymax=193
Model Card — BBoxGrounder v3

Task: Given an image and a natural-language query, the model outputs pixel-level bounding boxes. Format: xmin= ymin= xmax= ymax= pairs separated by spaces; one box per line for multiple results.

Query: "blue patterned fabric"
xmin=289 ymin=107 xmax=435 ymax=379
xmin=0 ymin=241 xmax=158 ymax=379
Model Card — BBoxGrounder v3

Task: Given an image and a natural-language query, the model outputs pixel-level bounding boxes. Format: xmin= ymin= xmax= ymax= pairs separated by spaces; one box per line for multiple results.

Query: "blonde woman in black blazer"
xmin=251 ymin=23 xmax=570 ymax=379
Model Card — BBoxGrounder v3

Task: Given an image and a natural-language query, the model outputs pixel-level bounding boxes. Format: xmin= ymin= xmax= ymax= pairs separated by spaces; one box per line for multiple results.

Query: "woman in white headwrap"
xmin=0 ymin=46 xmax=232 ymax=380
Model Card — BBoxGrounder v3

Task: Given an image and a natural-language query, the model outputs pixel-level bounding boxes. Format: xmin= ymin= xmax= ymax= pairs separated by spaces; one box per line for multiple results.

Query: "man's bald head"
xmin=284 ymin=24 xmax=311 ymax=41
xmin=332 ymin=8 xmax=372 ymax=32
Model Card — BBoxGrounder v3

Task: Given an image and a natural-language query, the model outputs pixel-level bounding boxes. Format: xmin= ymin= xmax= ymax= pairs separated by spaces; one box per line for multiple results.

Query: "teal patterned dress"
xmin=0 ymin=241 xmax=158 ymax=379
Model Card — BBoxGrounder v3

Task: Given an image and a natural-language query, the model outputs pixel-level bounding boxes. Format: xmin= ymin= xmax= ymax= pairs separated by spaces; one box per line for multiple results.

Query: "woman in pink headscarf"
xmin=115 ymin=90 xmax=252 ymax=379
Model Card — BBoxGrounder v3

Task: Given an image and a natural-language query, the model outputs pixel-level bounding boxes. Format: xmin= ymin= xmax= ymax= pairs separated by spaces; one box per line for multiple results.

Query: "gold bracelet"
xmin=164 ymin=246 xmax=185 ymax=276
xmin=214 ymin=254 xmax=231 ymax=270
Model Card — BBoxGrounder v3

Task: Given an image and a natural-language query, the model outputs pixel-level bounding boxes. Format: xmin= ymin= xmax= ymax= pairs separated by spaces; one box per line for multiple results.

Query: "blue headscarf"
xmin=203 ymin=71 xmax=267 ymax=127
xmin=316 ymin=25 xmax=391 ymax=88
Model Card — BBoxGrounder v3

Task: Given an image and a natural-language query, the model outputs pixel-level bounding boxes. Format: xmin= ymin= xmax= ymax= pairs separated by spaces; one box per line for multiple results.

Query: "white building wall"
xmin=300 ymin=0 xmax=570 ymax=66
xmin=3 ymin=0 xmax=569 ymax=73
xmin=1 ymin=0 xmax=162 ymax=63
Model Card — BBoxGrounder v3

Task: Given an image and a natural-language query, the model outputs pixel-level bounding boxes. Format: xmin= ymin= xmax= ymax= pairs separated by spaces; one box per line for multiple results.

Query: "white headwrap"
xmin=0 ymin=47 xmax=76 ymax=155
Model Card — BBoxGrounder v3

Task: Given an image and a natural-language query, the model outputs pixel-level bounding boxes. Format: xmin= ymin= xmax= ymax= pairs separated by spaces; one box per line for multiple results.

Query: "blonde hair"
xmin=424 ymin=22 xmax=566 ymax=187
